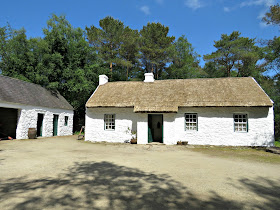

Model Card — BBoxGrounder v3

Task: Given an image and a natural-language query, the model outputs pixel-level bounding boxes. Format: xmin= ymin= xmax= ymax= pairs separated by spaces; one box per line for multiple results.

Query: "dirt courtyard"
xmin=0 ymin=136 xmax=280 ymax=209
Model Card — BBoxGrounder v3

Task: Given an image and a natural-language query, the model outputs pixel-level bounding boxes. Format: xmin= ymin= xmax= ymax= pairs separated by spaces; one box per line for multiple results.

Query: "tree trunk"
xmin=110 ymin=62 xmax=113 ymax=74
xmin=227 ymin=66 xmax=231 ymax=77
xmin=126 ymin=66 xmax=129 ymax=80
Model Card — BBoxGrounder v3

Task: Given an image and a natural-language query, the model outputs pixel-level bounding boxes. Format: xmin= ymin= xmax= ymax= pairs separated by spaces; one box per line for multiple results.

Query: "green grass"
xmin=189 ymin=146 xmax=280 ymax=164
xmin=74 ymin=131 xmax=84 ymax=135
xmin=275 ymin=141 xmax=280 ymax=148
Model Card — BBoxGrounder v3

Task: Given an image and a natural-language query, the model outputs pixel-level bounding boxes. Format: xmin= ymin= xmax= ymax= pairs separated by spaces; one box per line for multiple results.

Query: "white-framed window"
xmin=104 ymin=114 xmax=115 ymax=130
xmin=234 ymin=114 xmax=248 ymax=132
xmin=185 ymin=113 xmax=198 ymax=131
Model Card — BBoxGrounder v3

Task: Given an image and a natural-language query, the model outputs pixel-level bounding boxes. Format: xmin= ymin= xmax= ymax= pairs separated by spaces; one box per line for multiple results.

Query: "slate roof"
xmin=0 ymin=75 xmax=73 ymax=110
xmin=86 ymin=77 xmax=273 ymax=113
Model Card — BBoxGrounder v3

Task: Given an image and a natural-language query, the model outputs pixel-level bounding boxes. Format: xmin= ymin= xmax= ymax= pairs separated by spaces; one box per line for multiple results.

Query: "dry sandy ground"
xmin=0 ymin=136 xmax=280 ymax=210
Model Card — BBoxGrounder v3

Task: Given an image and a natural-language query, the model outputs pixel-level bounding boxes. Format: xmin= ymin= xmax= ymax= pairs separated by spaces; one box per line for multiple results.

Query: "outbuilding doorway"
xmin=148 ymin=114 xmax=163 ymax=143
xmin=37 ymin=114 xmax=44 ymax=137
xmin=0 ymin=107 xmax=18 ymax=139
xmin=53 ymin=114 xmax=59 ymax=136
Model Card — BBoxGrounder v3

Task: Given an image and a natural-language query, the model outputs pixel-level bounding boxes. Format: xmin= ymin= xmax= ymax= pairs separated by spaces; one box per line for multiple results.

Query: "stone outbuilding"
xmin=85 ymin=73 xmax=274 ymax=146
xmin=0 ymin=75 xmax=73 ymax=139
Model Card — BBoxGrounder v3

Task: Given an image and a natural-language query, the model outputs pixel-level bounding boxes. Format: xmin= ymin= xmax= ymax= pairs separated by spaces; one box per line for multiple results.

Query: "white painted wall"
xmin=166 ymin=107 xmax=274 ymax=146
xmin=85 ymin=107 xmax=139 ymax=143
xmin=85 ymin=106 xmax=274 ymax=146
xmin=0 ymin=102 xmax=73 ymax=139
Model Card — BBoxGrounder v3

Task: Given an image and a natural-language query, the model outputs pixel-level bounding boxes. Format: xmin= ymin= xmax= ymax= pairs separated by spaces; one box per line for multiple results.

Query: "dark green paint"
xmin=53 ymin=115 xmax=59 ymax=136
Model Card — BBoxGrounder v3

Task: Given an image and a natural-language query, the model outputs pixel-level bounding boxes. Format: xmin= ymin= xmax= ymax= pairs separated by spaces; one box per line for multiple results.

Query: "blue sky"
xmin=0 ymin=0 xmax=279 ymax=67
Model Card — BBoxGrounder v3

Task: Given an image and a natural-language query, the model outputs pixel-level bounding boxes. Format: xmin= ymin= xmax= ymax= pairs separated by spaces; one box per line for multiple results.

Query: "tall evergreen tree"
xmin=166 ymin=35 xmax=202 ymax=79
xmin=262 ymin=4 xmax=280 ymax=141
xmin=119 ymin=27 xmax=140 ymax=80
xmin=139 ymin=22 xmax=175 ymax=79
xmin=262 ymin=4 xmax=280 ymax=26
xmin=204 ymin=31 xmax=262 ymax=78
xmin=86 ymin=16 xmax=128 ymax=77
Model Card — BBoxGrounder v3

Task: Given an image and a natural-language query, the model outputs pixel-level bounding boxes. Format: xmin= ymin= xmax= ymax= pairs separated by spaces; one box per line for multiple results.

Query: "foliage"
xmin=262 ymin=4 xmax=280 ymax=26
xmin=139 ymin=22 xmax=175 ymax=79
xmin=260 ymin=77 xmax=280 ymax=141
xmin=166 ymin=35 xmax=203 ymax=79
xmin=119 ymin=27 xmax=140 ymax=80
xmin=203 ymin=31 xmax=263 ymax=78
xmin=261 ymin=3 xmax=280 ymax=140
xmin=1 ymin=13 xmax=280 ymax=135
xmin=264 ymin=36 xmax=280 ymax=72
xmin=0 ymin=25 xmax=33 ymax=81
xmin=86 ymin=16 xmax=124 ymax=76
xmin=0 ymin=15 xmax=107 ymax=130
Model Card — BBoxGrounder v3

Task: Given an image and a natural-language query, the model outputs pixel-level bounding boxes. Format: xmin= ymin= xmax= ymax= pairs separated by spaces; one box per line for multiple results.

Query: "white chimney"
xmin=99 ymin=75 xmax=108 ymax=85
xmin=144 ymin=72 xmax=154 ymax=83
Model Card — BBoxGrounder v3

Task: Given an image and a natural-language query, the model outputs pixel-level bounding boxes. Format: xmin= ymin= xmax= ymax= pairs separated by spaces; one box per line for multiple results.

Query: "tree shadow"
xmin=238 ymin=177 xmax=280 ymax=209
xmin=0 ymin=161 xmax=277 ymax=209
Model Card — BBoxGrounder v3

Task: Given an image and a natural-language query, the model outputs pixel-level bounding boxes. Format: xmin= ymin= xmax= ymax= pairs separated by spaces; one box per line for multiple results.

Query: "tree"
xmin=119 ymin=27 xmax=140 ymax=80
xmin=86 ymin=16 xmax=128 ymax=76
xmin=262 ymin=4 xmax=280 ymax=73
xmin=262 ymin=4 xmax=280 ymax=26
xmin=43 ymin=14 xmax=107 ymax=129
xmin=0 ymin=25 xmax=34 ymax=81
xmin=139 ymin=22 xmax=175 ymax=79
xmin=261 ymin=76 xmax=280 ymax=141
xmin=166 ymin=35 xmax=202 ymax=79
xmin=262 ymin=4 xmax=280 ymax=141
xmin=203 ymin=31 xmax=262 ymax=78
xmin=0 ymin=15 xmax=106 ymax=130
xmin=203 ymin=61 xmax=226 ymax=78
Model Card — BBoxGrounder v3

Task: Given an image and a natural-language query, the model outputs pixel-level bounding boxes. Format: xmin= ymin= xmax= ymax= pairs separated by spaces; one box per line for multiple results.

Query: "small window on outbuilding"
xmin=104 ymin=114 xmax=115 ymax=130
xmin=185 ymin=113 xmax=198 ymax=131
xmin=234 ymin=114 xmax=248 ymax=132
xmin=64 ymin=116 xmax=69 ymax=126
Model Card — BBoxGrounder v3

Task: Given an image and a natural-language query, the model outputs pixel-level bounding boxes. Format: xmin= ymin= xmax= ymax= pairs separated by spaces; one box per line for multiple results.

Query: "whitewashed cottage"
xmin=85 ymin=73 xmax=274 ymax=146
xmin=0 ymin=76 xmax=73 ymax=139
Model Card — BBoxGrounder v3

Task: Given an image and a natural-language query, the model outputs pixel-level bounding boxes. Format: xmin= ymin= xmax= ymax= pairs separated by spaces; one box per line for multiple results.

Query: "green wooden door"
xmin=37 ymin=114 xmax=44 ymax=137
xmin=53 ymin=115 xmax=59 ymax=136
xmin=148 ymin=127 xmax=153 ymax=143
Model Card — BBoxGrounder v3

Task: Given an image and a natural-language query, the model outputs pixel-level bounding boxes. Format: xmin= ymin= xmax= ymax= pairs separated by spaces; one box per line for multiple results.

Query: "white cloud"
xmin=155 ymin=0 xmax=164 ymax=4
xmin=240 ymin=0 xmax=275 ymax=8
xmin=185 ymin=0 xmax=204 ymax=10
xmin=223 ymin=0 xmax=276 ymax=27
xmin=240 ymin=0 xmax=275 ymax=20
xmin=140 ymin=6 xmax=151 ymax=15
xmin=223 ymin=7 xmax=230 ymax=12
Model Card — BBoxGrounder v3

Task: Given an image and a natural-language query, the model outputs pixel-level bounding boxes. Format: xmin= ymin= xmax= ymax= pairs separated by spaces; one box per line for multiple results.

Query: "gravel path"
xmin=0 ymin=136 xmax=280 ymax=209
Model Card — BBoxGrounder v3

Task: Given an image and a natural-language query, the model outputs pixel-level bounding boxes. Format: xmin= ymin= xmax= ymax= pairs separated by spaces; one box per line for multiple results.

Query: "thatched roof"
xmin=0 ymin=75 xmax=73 ymax=110
xmin=86 ymin=77 xmax=273 ymax=113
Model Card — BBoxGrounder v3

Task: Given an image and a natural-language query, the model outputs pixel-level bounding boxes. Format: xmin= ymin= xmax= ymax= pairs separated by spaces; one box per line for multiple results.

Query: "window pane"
xmin=185 ymin=113 xmax=197 ymax=131
xmin=234 ymin=114 xmax=247 ymax=132
xmin=104 ymin=114 xmax=115 ymax=130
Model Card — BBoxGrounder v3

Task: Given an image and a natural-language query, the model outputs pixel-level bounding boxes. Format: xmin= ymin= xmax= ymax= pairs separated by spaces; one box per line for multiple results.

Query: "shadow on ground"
xmin=0 ymin=161 xmax=279 ymax=209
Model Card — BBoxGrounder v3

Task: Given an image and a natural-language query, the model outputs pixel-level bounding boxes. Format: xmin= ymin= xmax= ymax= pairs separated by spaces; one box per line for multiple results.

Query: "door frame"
xmin=148 ymin=114 xmax=163 ymax=143
xmin=53 ymin=114 xmax=59 ymax=136
xmin=37 ymin=113 xmax=44 ymax=137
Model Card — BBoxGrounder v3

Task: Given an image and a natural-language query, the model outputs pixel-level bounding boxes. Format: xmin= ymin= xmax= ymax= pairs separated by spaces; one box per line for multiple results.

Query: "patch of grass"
xmin=189 ymin=146 xmax=280 ymax=164
xmin=275 ymin=141 xmax=280 ymax=148
xmin=74 ymin=131 xmax=84 ymax=135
